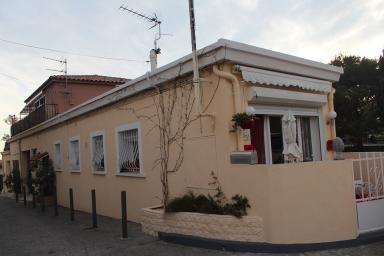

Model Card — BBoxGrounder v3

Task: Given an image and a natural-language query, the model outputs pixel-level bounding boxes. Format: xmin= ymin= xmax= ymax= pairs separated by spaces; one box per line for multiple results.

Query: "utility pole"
xmin=188 ymin=0 xmax=201 ymax=113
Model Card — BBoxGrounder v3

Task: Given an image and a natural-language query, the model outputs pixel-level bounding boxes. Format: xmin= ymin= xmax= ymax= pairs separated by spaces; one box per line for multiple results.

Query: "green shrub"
xmin=32 ymin=158 xmax=55 ymax=196
xmin=166 ymin=192 xmax=250 ymax=218
xmin=166 ymin=172 xmax=250 ymax=218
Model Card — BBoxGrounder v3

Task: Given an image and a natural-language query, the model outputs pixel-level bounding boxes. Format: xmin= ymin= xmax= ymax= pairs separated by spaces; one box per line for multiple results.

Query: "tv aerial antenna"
xmin=43 ymin=56 xmax=67 ymax=75
xmin=43 ymin=56 xmax=69 ymax=90
xmin=119 ymin=5 xmax=171 ymax=70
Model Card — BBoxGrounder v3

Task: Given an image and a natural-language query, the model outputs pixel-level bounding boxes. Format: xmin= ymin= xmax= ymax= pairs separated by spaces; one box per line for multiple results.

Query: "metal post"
xmin=41 ymin=191 xmax=45 ymax=212
xmin=32 ymin=193 xmax=36 ymax=208
xmin=121 ymin=191 xmax=128 ymax=238
xmin=23 ymin=186 xmax=27 ymax=207
xmin=91 ymin=189 xmax=97 ymax=228
xmin=15 ymin=192 xmax=19 ymax=203
xmin=69 ymin=188 xmax=74 ymax=221
xmin=54 ymin=186 xmax=58 ymax=216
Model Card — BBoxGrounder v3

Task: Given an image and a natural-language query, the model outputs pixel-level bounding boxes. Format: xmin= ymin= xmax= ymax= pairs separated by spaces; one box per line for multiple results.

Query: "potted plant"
xmin=232 ymin=112 xmax=257 ymax=129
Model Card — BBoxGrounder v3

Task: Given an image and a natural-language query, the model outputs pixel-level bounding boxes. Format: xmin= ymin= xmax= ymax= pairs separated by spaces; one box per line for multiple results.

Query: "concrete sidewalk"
xmin=0 ymin=197 xmax=384 ymax=256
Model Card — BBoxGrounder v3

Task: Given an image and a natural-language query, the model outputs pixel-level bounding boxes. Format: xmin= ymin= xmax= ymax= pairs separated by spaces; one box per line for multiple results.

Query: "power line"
xmin=0 ymin=37 xmax=147 ymax=63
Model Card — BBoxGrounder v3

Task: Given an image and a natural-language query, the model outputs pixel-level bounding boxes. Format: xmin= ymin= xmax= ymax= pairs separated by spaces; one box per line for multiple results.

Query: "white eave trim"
xmin=238 ymin=65 xmax=332 ymax=93
xmin=10 ymin=39 xmax=342 ymax=142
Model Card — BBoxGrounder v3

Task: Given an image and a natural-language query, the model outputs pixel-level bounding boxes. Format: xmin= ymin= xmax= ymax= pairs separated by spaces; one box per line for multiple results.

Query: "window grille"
xmin=69 ymin=139 xmax=80 ymax=170
xmin=92 ymin=135 xmax=104 ymax=172
xmin=118 ymin=128 xmax=140 ymax=173
xmin=54 ymin=143 xmax=61 ymax=169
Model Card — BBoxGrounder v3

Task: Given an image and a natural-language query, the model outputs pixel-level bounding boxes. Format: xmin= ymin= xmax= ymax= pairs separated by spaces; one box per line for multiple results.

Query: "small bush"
xmin=166 ymin=172 xmax=250 ymax=218
xmin=166 ymin=192 xmax=250 ymax=218
xmin=32 ymin=158 xmax=55 ymax=196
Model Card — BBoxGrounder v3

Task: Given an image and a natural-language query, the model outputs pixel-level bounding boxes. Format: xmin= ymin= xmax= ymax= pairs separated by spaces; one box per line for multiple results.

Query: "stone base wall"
xmin=141 ymin=207 xmax=265 ymax=242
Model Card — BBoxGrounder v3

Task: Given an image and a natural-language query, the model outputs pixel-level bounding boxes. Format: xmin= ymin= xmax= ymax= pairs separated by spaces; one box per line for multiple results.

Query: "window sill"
xmin=55 ymin=169 xmax=63 ymax=172
xmin=115 ymin=173 xmax=145 ymax=178
xmin=70 ymin=170 xmax=81 ymax=173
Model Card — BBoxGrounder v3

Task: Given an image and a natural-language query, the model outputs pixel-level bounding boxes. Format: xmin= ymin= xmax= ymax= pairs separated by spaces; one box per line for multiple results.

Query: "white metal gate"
xmin=353 ymin=152 xmax=384 ymax=233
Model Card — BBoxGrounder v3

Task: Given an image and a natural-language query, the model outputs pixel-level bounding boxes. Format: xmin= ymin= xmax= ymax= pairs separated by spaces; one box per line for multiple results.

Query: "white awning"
xmin=248 ymin=87 xmax=328 ymax=107
xmin=238 ymin=65 xmax=332 ymax=93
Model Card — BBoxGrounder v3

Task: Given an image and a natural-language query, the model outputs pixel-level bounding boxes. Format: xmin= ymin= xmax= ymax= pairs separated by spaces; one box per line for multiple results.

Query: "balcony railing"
xmin=11 ymin=104 xmax=58 ymax=136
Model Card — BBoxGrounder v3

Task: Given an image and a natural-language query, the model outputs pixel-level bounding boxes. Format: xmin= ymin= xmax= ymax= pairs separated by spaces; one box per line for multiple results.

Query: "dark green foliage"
xmin=231 ymin=112 xmax=254 ymax=127
xmin=166 ymin=172 xmax=250 ymax=218
xmin=331 ymin=53 xmax=384 ymax=148
xmin=165 ymin=192 xmax=250 ymax=218
xmin=32 ymin=158 xmax=55 ymax=196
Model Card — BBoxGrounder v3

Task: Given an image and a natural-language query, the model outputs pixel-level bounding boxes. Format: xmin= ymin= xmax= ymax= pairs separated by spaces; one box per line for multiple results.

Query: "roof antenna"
xmin=119 ymin=5 xmax=171 ymax=71
xmin=43 ymin=56 xmax=68 ymax=90
xmin=43 ymin=56 xmax=67 ymax=75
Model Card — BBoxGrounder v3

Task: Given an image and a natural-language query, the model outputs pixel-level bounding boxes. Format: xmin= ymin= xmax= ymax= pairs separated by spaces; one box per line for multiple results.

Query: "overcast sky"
xmin=0 ymin=0 xmax=383 ymax=153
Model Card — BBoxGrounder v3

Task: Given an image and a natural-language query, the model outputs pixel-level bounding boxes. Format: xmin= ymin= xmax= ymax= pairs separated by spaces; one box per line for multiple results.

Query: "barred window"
xmin=54 ymin=142 xmax=62 ymax=170
xmin=116 ymin=124 xmax=141 ymax=175
xmin=91 ymin=134 xmax=105 ymax=173
xmin=69 ymin=137 xmax=80 ymax=171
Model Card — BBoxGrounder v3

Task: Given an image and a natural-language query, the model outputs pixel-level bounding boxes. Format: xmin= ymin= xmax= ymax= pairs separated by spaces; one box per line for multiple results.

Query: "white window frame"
xmin=68 ymin=136 xmax=81 ymax=172
xmin=90 ymin=130 xmax=107 ymax=175
xmin=53 ymin=140 xmax=62 ymax=171
xmin=249 ymin=104 xmax=326 ymax=164
xmin=115 ymin=122 xmax=144 ymax=177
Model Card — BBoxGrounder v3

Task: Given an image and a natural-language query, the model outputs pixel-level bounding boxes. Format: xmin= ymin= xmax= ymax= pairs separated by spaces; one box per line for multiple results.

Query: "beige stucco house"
xmin=4 ymin=39 xmax=373 ymax=244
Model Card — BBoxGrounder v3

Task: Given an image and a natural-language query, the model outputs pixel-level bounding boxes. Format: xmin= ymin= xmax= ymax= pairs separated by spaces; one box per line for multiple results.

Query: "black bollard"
xmin=41 ymin=192 xmax=45 ymax=212
xmin=23 ymin=186 xmax=27 ymax=207
xmin=121 ymin=191 xmax=128 ymax=238
xmin=91 ymin=189 xmax=97 ymax=228
xmin=69 ymin=188 xmax=74 ymax=221
xmin=32 ymin=193 xmax=36 ymax=208
xmin=15 ymin=192 xmax=19 ymax=203
xmin=54 ymin=187 xmax=58 ymax=216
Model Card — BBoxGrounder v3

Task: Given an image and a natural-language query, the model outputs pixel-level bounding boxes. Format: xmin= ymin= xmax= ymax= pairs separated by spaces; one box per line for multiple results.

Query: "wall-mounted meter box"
xmin=230 ymin=151 xmax=258 ymax=165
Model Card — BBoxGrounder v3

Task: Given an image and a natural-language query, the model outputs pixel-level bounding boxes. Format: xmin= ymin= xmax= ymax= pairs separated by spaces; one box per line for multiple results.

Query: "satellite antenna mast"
xmin=188 ymin=0 xmax=201 ymax=113
xmin=119 ymin=5 xmax=166 ymax=71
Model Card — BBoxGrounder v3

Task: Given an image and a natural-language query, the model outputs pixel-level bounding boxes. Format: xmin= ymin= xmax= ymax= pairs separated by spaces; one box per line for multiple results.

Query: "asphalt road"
xmin=0 ymin=196 xmax=383 ymax=256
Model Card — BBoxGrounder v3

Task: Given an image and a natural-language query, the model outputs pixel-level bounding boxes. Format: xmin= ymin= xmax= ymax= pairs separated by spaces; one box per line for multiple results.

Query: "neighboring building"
xmin=6 ymin=39 xmax=372 ymax=244
xmin=11 ymin=75 xmax=128 ymax=136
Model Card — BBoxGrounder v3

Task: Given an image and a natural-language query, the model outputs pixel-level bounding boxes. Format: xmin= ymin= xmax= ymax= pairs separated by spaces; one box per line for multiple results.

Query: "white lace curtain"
xmin=92 ymin=135 xmax=104 ymax=171
xmin=70 ymin=140 xmax=80 ymax=170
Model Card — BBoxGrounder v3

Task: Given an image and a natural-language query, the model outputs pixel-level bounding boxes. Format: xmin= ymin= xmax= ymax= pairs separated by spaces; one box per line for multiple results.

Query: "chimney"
xmin=149 ymin=49 xmax=157 ymax=72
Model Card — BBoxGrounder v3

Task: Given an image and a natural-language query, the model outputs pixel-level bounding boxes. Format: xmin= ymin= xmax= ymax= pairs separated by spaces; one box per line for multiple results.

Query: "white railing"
xmin=352 ymin=152 xmax=384 ymax=203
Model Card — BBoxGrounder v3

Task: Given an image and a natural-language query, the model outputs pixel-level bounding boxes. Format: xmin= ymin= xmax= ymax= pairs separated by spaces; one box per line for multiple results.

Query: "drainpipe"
xmin=212 ymin=65 xmax=243 ymax=150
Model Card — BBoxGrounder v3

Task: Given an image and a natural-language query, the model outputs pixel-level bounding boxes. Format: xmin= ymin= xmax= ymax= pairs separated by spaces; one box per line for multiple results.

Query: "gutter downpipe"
xmin=212 ymin=65 xmax=243 ymax=151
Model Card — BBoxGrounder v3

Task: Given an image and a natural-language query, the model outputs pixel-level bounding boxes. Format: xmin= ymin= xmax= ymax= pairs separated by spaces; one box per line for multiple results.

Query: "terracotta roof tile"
xmin=52 ymin=75 xmax=129 ymax=84
xmin=25 ymin=75 xmax=130 ymax=103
